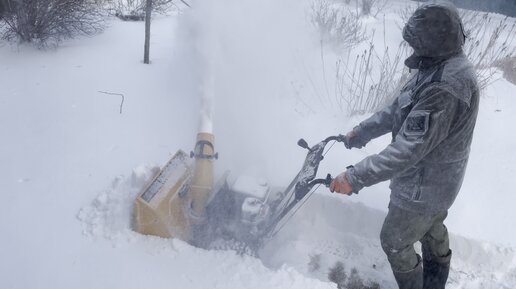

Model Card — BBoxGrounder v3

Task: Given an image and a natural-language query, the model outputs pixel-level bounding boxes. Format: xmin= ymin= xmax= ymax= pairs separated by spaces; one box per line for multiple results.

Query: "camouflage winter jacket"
xmin=346 ymin=53 xmax=479 ymax=214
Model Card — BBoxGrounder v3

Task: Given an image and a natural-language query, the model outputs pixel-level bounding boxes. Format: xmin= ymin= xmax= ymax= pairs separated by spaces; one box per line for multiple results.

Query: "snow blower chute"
xmin=134 ymin=133 xmax=346 ymax=249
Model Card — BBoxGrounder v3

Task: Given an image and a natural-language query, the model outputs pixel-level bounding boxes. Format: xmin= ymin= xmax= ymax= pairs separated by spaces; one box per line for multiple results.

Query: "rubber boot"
xmin=423 ymin=250 xmax=452 ymax=289
xmin=393 ymin=258 xmax=423 ymax=289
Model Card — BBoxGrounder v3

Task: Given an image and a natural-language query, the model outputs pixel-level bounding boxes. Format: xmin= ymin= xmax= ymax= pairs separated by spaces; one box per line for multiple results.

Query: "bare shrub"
xmin=461 ymin=11 xmax=516 ymax=88
xmin=335 ymin=40 xmax=410 ymax=115
xmin=112 ymin=0 xmax=146 ymax=20
xmin=0 ymin=0 xmax=105 ymax=47
xmin=359 ymin=0 xmax=389 ymax=17
xmin=109 ymin=0 xmax=185 ymax=20
xmin=316 ymin=3 xmax=515 ymax=117
xmin=328 ymin=263 xmax=381 ymax=289
xmin=311 ymin=0 xmax=366 ymax=50
xmin=328 ymin=261 xmax=347 ymax=289
xmin=396 ymin=1 xmax=420 ymax=27
xmin=347 ymin=267 xmax=380 ymax=289
xmin=308 ymin=254 xmax=322 ymax=272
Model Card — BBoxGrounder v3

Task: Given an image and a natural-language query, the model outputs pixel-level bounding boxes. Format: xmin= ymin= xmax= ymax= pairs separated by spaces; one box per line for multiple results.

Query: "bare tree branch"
xmin=0 ymin=0 xmax=105 ymax=47
xmin=98 ymin=91 xmax=125 ymax=114
xmin=179 ymin=0 xmax=190 ymax=8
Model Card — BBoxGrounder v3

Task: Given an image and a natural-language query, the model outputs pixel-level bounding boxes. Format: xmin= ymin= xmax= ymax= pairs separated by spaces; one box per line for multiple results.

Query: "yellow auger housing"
xmin=133 ymin=133 xmax=216 ymax=241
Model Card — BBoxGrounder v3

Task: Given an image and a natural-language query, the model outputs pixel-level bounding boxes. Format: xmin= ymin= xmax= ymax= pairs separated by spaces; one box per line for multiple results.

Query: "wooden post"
xmin=143 ymin=0 xmax=152 ymax=64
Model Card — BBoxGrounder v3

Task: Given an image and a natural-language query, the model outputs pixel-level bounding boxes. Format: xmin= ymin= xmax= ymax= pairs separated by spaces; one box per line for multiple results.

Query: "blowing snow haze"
xmin=1 ymin=0 xmax=516 ymax=288
xmin=175 ymin=0 xmax=320 ymax=185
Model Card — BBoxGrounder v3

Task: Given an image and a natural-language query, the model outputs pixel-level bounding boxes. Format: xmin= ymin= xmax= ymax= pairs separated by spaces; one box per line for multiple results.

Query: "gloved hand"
xmin=329 ymin=172 xmax=354 ymax=195
xmin=343 ymin=130 xmax=368 ymax=149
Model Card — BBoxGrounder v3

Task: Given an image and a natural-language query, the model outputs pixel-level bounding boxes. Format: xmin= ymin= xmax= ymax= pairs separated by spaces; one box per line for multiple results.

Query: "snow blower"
xmin=134 ymin=132 xmax=217 ymax=241
xmin=134 ymin=133 xmax=346 ymax=249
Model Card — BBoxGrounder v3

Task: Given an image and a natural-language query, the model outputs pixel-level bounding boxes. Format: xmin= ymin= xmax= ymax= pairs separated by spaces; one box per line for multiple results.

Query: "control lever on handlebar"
xmin=265 ymin=135 xmax=347 ymax=239
xmin=297 ymin=139 xmax=312 ymax=152
xmin=308 ymin=174 xmax=333 ymax=188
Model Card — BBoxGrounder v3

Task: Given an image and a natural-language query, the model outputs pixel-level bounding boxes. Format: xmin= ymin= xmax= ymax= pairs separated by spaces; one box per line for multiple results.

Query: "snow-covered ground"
xmin=1 ymin=0 xmax=516 ymax=288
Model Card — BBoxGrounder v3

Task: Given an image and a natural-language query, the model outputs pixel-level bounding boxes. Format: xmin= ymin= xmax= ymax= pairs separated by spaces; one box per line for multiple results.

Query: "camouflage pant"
xmin=380 ymin=202 xmax=450 ymax=272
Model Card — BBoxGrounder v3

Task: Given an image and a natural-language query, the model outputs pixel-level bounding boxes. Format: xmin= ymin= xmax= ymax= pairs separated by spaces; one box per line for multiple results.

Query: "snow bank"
xmin=77 ymin=166 xmax=516 ymax=289
xmin=77 ymin=164 xmax=159 ymax=239
xmin=77 ymin=165 xmax=336 ymax=289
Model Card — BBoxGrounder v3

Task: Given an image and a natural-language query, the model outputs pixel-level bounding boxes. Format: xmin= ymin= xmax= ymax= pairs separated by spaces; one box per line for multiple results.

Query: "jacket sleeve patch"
xmin=404 ymin=110 xmax=430 ymax=137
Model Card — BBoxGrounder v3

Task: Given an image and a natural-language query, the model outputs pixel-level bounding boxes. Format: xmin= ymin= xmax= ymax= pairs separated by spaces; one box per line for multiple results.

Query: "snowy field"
xmin=1 ymin=0 xmax=516 ymax=288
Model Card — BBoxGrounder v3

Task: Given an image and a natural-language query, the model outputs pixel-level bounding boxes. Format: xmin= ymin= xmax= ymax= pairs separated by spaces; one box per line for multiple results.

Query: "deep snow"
xmin=1 ymin=0 xmax=516 ymax=288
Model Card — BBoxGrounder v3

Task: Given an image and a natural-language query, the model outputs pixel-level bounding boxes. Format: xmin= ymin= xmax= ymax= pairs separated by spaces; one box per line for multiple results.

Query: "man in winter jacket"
xmin=329 ymin=2 xmax=479 ymax=289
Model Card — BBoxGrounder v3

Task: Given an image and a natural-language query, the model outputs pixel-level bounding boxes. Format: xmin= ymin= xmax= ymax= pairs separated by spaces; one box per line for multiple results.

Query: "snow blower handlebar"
xmin=294 ymin=135 xmax=346 ymax=196
xmin=284 ymin=135 xmax=346 ymax=209
xmin=264 ymin=135 xmax=346 ymax=240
